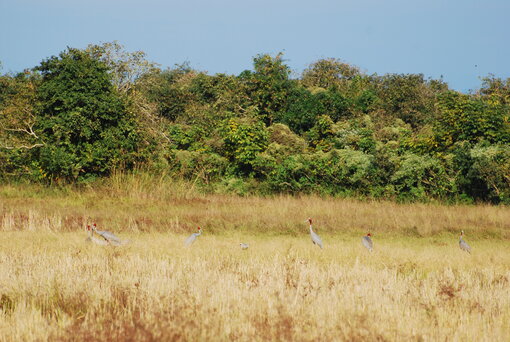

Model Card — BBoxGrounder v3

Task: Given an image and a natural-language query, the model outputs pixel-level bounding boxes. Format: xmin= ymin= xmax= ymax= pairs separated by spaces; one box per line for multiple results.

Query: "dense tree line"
xmin=1 ymin=43 xmax=509 ymax=203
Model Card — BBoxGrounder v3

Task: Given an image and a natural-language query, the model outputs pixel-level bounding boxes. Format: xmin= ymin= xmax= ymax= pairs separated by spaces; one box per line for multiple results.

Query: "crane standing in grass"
xmin=185 ymin=226 xmax=202 ymax=246
xmin=240 ymin=243 xmax=249 ymax=250
xmin=362 ymin=232 xmax=373 ymax=252
xmin=306 ymin=218 xmax=323 ymax=249
xmin=459 ymin=230 xmax=471 ymax=254
xmin=92 ymin=223 xmax=125 ymax=246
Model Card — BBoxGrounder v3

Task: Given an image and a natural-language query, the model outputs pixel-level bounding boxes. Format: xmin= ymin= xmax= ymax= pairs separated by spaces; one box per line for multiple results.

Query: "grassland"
xmin=0 ymin=176 xmax=509 ymax=341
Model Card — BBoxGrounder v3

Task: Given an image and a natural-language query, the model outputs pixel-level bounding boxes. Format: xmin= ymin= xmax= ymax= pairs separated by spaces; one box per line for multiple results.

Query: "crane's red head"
xmin=93 ymin=223 xmax=97 ymax=227
xmin=367 ymin=233 xmax=372 ymax=237
xmin=197 ymin=226 xmax=201 ymax=230
xmin=87 ymin=225 xmax=91 ymax=231
xmin=307 ymin=218 xmax=312 ymax=224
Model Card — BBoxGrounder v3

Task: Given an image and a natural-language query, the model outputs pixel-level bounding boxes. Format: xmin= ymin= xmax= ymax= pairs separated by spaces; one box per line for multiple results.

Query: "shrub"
xmin=431 ymin=91 xmax=510 ymax=151
xmin=220 ymin=118 xmax=268 ymax=174
xmin=452 ymin=143 xmax=510 ymax=203
xmin=391 ymin=153 xmax=453 ymax=200
xmin=307 ymin=115 xmax=335 ymax=151
xmin=265 ymin=149 xmax=373 ymax=195
xmin=267 ymin=123 xmax=307 ymax=154
xmin=333 ymin=115 xmax=377 ymax=153
xmin=172 ymin=150 xmax=228 ymax=183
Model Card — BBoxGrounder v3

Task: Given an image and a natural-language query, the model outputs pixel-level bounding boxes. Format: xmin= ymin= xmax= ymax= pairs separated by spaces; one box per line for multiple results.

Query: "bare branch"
xmin=3 ymin=126 xmax=40 ymax=139
xmin=1 ymin=122 xmax=44 ymax=150
xmin=2 ymin=143 xmax=44 ymax=150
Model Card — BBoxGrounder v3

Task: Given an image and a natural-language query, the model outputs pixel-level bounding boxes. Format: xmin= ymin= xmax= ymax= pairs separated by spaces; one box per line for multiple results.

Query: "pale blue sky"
xmin=1 ymin=0 xmax=508 ymax=92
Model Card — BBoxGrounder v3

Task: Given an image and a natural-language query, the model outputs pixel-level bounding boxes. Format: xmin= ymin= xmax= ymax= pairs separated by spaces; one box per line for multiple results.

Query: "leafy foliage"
xmin=375 ymin=74 xmax=438 ymax=128
xmin=391 ymin=153 xmax=453 ymax=201
xmin=431 ymin=91 xmax=510 ymax=150
xmin=32 ymin=48 xmax=142 ymax=181
xmin=239 ymin=53 xmax=292 ymax=125
xmin=1 ymin=44 xmax=509 ymax=202
xmin=452 ymin=142 xmax=510 ymax=203
xmin=220 ymin=118 xmax=268 ymax=174
xmin=302 ymin=58 xmax=360 ymax=89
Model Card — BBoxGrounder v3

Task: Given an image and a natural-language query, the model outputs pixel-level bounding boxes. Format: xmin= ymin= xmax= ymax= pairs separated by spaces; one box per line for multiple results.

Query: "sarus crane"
xmin=185 ymin=226 xmax=202 ymax=247
xmin=362 ymin=232 xmax=373 ymax=252
xmin=306 ymin=218 xmax=323 ymax=249
xmin=459 ymin=230 xmax=471 ymax=254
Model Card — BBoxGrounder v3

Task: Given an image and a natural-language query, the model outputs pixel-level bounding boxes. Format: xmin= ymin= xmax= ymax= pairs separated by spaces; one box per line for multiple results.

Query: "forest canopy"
xmin=1 ymin=42 xmax=509 ymax=203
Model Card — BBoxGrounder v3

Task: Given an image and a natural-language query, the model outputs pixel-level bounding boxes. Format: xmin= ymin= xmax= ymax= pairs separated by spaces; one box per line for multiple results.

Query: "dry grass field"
xmin=1 ymin=176 xmax=509 ymax=341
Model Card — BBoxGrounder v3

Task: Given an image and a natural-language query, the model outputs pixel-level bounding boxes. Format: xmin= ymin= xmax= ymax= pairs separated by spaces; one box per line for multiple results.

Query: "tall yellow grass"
xmin=0 ymin=178 xmax=509 ymax=341
xmin=0 ymin=174 xmax=509 ymax=237
xmin=1 ymin=232 xmax=509 ymax=341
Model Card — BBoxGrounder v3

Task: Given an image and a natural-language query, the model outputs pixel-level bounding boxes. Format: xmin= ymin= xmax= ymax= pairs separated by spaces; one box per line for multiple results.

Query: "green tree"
xmin=391 ymin=153 xmax=453 ymax=200
xmin=0 ymin=71 xmax=44 ymax=179
xmin=140 ymin=65 xmax=195 ymax=121
xmin=452 ymin=142 xmax=510 ymax=203
xmin=86 ymin=41 xmax=158 ymax=94
xmin=334 ymin=115 xmax=376 ymax=153
xmin=375 ymin=74 xmax=437 ymax=129
xmin=308 ymin=115 xmax=335 ymax=151
xmin=34 ymin=48 xmax=142 ymax=181
xmin=479 ymin=75 xmax=510 ymax=106
xmin=220 ymin=118 xmax=268 ymax=174
xmin=431 ymin=91 xmax=510 ymax=150
xmin=276 ymin=86 xmax=319 ymax=133
xmin=240 ymin=53 xmax=291 ymax=125
xmin=302 ymin=58 xmax=360 ymax=89
xmin=0 ymin=71 xmax=43 ymax=151
xmin=277 ymin=87 xmax=349 ymax=134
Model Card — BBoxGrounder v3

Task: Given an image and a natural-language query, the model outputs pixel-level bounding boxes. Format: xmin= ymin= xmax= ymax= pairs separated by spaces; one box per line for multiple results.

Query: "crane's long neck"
xmin=309 ymin=224 xmax=314 ymax=234
xmin=196 ymin=230 xmax=202 ymax=236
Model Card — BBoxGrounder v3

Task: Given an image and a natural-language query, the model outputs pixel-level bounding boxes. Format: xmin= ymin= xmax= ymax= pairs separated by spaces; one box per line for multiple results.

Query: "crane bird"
xmin=85 ymin=225 xmax=108 ymax=245
xmin=92 ymin=223 xmax=126 ymax=246
xmin=184 ymin=226 xmax=202 ymax=247
xmin=240 ymin=243 xmax=249 ymax=250
xmin=362 ymin=232 xmax=373 ymax=252
xmin=306 ymin=218 xmax=323 ymax=249
xmin=459 ymin=230 xmax=471 ymax=254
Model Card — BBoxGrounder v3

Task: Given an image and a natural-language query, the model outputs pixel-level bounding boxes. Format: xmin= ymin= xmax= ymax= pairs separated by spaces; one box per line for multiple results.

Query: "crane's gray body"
xmin=459 ymin=237 xmax=471 ymax=253
xmin=93 ymin=227 xmax=124 ymax=246
xmin=362 ymin=235 xmax=373 ymax=252
xmin=240 ymin=243 xmax=249 ymax=250
xmin=185 ymin=230 xmax=202 ymax=246
xmin=86 ymin=228 xmax=108 ymax=245
xmin=310 ymin=226 xmax=323 ymax=249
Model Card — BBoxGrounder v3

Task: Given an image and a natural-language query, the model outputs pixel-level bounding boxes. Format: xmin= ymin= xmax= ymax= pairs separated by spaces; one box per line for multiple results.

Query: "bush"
xmin=276 ymin=87 xmax=350 ymax=134
xmin=267 ymin=123 xmax=307 ymax=154
xmin=452 ymin=143 xmax=510 ymax=203
xmin=431 ymin=91 xmax=510 ymax=151
xmin=167 ymin=124 xmax=207 ymax=151
xmin=220 ymin=118 xmax=268 ymax=174
xmin=391 ymin=153 xmax=454 ymax=200
xmin=264 ymin=149 xmax=373 ymax=195
xmin=172 ymin=150 xmax=228 ymax=183
xmin=333 ymin=115 xmax=377 ymax=153
xmin=307 ymin=115 xmax=335 ymax=151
